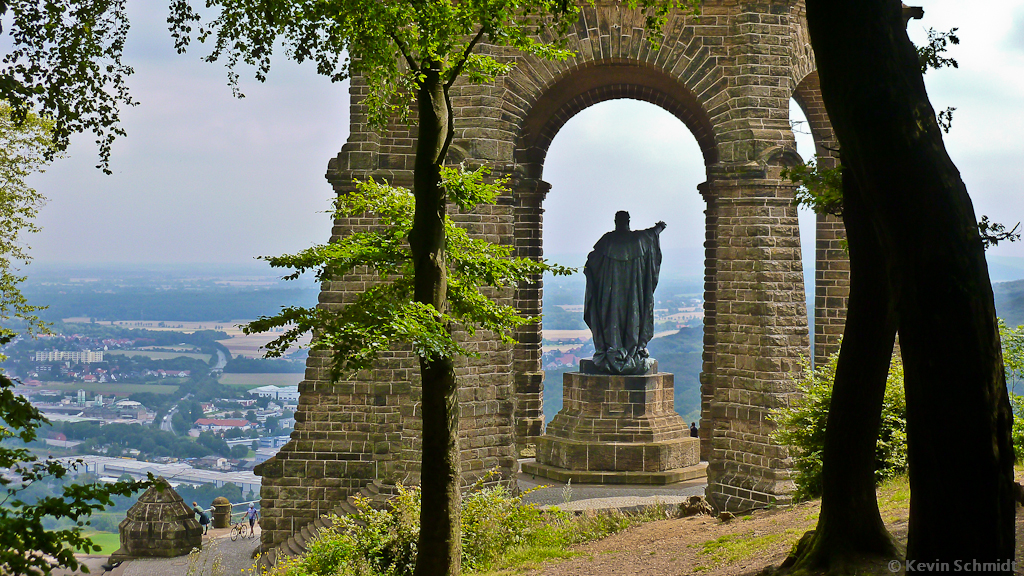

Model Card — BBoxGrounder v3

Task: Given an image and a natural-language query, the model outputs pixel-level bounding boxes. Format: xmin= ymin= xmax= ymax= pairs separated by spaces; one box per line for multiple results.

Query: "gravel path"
xmin=518 ymin=461 xmax=707 ymax=510
xmin=119 ymin=527 xmax=262 ymax=576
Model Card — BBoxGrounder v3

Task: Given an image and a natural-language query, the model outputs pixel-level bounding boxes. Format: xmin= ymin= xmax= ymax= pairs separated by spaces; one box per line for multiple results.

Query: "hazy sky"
xmin=23 ymin=0 xmax=1024 ymax=283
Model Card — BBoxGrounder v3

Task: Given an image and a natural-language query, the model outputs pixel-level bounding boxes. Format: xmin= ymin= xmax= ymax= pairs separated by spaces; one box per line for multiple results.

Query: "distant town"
xmin=2 ymin=319 xmax=305 ymax=495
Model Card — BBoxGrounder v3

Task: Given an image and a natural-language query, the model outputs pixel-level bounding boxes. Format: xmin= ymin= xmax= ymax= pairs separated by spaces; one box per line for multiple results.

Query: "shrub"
xmin=1009 ymin=393 xmax=1024 ymax=463
xmin=278 ymin=486 xmax=419 ymax=576
xmin=460 ymin=484 xmax=538 ymax=571
xmin=266 ymin=480 xmax=664 ymax=576
xmin=771 ymin=350 xmax=907 ymax=501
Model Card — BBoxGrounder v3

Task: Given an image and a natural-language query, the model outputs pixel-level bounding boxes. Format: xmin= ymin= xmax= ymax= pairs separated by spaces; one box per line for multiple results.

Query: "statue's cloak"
xmin=583 ymin=226 xmax=662 ymax=374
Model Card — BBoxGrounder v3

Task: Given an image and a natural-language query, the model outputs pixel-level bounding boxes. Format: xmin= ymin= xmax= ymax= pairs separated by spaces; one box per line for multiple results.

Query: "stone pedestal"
xmin=211 ymin=496 xmax=231 ymax=529
xmin=521 ymin=362 xmax=703 ymax=484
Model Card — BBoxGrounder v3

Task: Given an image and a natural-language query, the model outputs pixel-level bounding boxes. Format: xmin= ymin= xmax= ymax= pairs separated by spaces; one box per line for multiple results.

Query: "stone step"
xmin=313 ymin=516 xmax=333 ymax=530
xmin=283 ymin=538 xmax=303 ymax=557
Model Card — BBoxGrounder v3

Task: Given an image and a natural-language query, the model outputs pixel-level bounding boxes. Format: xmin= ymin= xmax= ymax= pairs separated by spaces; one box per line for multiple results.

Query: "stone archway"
xmin=255 ymin=0 xmax=850 ymax=551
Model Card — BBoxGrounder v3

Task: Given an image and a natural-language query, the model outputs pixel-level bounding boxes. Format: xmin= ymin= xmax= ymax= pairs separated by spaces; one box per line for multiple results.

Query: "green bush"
xmin=1008 ymin=393 xmax=1024 ymax=463
xmin=267 ymin=481 xmax=666 ymax=576
xmin=771 ymin=350 xmax=907 ymax=501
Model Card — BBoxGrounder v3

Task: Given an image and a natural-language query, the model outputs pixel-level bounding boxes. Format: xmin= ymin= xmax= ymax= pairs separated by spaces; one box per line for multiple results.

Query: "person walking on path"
xmin=192 ymin=501 xmax=211 ymax=535
xmin=246 ymin=503 xmax=259 ymax=537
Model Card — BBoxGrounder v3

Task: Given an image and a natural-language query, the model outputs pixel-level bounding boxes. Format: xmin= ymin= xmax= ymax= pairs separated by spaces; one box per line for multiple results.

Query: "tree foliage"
xmin=781 ymin=158 xmax=843 ymax=217
xmin=0 ymin=104 xmax=57 ymax=351
xmin=999 ymin=319 xmax=1024 ymax=395
xmin=0 ymin=374 xmax=151 ymax=576
xmin=0 ymin=0 xmax=134 ymax=172
xmin=772 ymin=349 xmax=907 ymax=502
xmin=246 ymin=167 xmax=572 ymax=377
xmin=998 ymin=320 xmax=1024 ymax=462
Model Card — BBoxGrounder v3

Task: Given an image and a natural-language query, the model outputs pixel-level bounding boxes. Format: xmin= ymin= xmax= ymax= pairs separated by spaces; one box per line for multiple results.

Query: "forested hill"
xmin=994 ymin=280 xmax=1024 ymax=327
xmin=24 ymin=287 xmax=319 ymax=322
xmin=647 ymin=327 xmax=703 ymax=423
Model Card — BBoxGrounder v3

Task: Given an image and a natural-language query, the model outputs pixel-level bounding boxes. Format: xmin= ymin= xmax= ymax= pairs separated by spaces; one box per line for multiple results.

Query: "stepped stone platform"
xmin=521 ymin=361 xmax=701 ymax=485
xmin=109 ymin=477 xmax=201 ymax=562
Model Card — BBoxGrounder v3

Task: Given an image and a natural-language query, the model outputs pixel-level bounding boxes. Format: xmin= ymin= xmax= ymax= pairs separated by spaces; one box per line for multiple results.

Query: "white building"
xmin=246 ymin=385 xmax=300 ymax=402
xmin=68 ymin=455 xmax=261 ymax=494
xmin=35 ymin=350 xmax=104 ymax=363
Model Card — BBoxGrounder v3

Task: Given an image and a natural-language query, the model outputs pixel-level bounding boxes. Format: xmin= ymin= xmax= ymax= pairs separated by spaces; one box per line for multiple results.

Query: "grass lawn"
xmin=218 ymin=373 xmax=304 ymax=387
xmin=106 ymin=350 xmax=212 ymax=361
xmin=37 ymin=382 xmax=180 ymax=395
xmin=81 ymin=532 xmax=120 ymax=555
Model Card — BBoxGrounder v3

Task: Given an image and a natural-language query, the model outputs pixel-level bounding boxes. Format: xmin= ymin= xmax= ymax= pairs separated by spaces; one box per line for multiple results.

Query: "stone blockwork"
xmin=523 ymin=361 xmax=701 ymax=484
xmin=258 ymin=0 xmax=852 ymax=549
xmin=110 ymin=478 xmax=201 ymax=561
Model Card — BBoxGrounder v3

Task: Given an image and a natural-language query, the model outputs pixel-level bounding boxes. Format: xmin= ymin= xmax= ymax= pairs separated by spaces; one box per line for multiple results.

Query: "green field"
xmin=36 ymin=382 xmax=180 ymax=395
xmin=81 ymin=531 xmax=120 ymax=554
xmin=106 ymin=350 xmax=212 ymax=361
xmin=218 ymin=373 xmax=304 ymax=387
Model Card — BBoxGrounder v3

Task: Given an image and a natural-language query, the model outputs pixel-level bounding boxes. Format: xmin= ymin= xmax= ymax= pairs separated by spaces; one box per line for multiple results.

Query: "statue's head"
xmin=614 ymin=210 xmax=630 ymax=231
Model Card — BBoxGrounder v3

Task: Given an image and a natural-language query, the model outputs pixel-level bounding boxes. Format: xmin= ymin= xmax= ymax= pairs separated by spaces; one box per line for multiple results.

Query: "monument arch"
xmin=255 ymin=0 xmax=850 ymax=556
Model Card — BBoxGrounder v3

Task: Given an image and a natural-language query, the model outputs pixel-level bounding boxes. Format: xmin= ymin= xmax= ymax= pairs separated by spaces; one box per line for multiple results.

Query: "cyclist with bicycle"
xmin=246 ymin=503 xmax=259 ymax=537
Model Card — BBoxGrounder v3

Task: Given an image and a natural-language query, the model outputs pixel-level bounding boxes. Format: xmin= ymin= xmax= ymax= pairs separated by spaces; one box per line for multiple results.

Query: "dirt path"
xmin=522 ymin=479 xmax=1024 ymax=576
xmin=525 ymin=500 xmax=828 ymax=576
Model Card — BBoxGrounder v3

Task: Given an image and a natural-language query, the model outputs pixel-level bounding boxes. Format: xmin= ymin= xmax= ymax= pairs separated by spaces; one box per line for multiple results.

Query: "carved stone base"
xmin=523 ymin=368 xmax=702 ymax=484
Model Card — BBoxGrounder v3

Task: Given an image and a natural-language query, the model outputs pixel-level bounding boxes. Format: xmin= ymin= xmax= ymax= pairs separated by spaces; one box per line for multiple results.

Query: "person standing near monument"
xmin=584 ymin=211 xmax=666 ymax=375
xmin=192 ymin=501 xmax=210 ymax=535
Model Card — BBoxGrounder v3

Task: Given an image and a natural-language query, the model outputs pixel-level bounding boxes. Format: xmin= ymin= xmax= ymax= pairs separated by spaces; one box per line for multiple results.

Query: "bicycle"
xmin=230 ymin=521 xmax=255 ymax=541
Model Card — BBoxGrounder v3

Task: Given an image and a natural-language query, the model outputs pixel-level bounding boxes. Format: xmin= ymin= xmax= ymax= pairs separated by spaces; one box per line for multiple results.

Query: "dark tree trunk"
xmin=803 ymin=0 xmax=1015 ymax=568
xmin=790 ymin=171 xmax=901 ymax=570
xmin=410 ymin=68 xmax=462 ymax=576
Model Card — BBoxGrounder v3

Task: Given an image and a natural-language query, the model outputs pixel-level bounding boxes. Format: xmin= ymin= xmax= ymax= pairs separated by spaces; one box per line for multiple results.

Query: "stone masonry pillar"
xmin=814 ymin=213 xmax=849 ymax=366
xmin=703 ymin=171 xmax=810 ymax=511
xmin=511 ymin=178 xmax=550 ymax=452
xmin=698 ymin=181 xmax=717 ymax=463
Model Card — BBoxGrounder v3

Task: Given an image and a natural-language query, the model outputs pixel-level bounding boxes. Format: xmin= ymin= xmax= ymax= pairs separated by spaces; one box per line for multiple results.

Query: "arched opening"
xmin=790 ymin=97 xmax=819 ymax=357
xmin=539 ymin=99 xmax=707 ymax=425
xmin=791 ymin=70 xmax=846 ymax=365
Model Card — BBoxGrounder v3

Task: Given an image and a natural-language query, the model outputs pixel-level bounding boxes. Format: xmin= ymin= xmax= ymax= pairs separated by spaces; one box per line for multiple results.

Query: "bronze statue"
xmin=583 ymin=211 xmax=666 ymax=375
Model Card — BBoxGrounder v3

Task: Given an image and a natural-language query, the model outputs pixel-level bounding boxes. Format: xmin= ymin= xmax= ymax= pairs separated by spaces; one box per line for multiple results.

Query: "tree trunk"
xmin=410 ymin=68 xmax=462 ymax=576
xmin=804 ymin=0 xmax=1015 ymax=568
xmin=789 ymin=171 xmax=902 ymax=571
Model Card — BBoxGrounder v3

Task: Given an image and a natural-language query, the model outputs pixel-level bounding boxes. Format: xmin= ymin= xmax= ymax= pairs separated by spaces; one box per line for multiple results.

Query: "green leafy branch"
xmin=918 ymin=27 xmax=959 ymax=74
xmin=781 ymin=158 xmax=844 ymax=217
xmin=245 ymin=166 xmax=573 ymax=380
xmin=1 ymin=0 xmax=135 ymax=172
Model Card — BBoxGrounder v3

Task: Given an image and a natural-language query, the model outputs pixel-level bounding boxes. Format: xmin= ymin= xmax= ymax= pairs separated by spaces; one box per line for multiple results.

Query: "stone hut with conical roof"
xmin=109 ymin=477 xmax=202 ymax=561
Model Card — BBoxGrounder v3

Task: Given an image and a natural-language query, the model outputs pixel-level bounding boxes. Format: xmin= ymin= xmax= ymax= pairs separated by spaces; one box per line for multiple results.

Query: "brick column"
xmin=511 ymin=178 xmax=550 ymax=452
xmin=703 ymin=173 xmax=810 ymax=512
